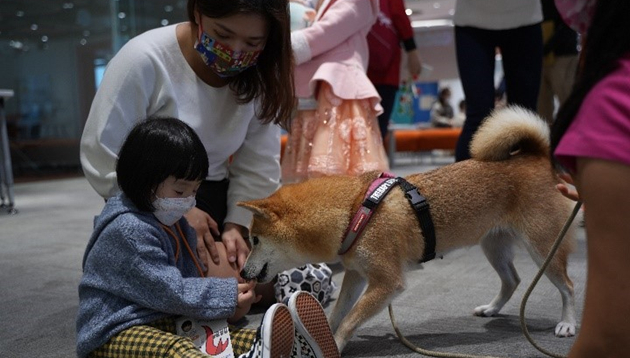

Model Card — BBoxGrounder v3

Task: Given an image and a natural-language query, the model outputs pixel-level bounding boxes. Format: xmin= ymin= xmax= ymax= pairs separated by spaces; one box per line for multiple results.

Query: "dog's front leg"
xmin=334 ymin=280 xmax=403 ymax=352
xmin=329 ymin=269 xmax=366 ymax=334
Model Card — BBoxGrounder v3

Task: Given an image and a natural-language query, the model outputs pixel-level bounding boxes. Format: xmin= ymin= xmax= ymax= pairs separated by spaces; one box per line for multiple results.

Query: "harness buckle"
xmin=405 ymin=188 xmax=426 ymax=206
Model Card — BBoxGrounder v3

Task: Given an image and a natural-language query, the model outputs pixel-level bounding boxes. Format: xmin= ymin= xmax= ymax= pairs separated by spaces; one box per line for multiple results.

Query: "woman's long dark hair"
xmin=550 ymin=0 xmax=630 ymax=156
xmin=187 ymin=0 xmax=295 ymax=129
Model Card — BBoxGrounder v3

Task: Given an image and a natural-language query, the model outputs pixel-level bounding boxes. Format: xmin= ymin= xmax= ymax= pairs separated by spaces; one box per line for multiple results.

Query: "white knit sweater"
xmin=80 ymin=24 xmax=281 ymax=228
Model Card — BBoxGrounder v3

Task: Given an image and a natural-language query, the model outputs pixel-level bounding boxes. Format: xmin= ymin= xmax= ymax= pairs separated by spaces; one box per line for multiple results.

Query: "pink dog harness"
xmin=339 ymin=172 xmax=437 ymax=263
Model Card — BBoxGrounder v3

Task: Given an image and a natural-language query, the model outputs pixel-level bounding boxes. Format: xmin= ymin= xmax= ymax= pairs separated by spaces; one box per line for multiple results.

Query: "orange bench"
xmin=386 ymin=127 xmax=461 ymax=152
xmin=385 ymin=127 xmax=461 ymax=166
xmin=281 ymin=134 xmax=288 ymax=160
xmin=280 ymin=127 xmax=461 ymax=165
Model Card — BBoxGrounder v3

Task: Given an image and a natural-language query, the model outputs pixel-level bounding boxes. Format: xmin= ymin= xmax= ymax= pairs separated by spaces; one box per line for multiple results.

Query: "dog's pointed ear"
xmin=237 ymin=199 xmax=276 ymax=221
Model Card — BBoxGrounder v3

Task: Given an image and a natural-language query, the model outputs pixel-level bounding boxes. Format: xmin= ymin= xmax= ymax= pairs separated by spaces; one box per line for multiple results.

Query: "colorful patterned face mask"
xmin=194 ymin=22 xmax=262 ymax=78
xmin=555 ymin=0 xmax=597 ymax=34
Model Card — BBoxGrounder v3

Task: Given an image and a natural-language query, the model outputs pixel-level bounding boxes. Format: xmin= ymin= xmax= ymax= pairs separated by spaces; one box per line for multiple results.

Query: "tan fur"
xmin=239 ymin=106 xmax=577 ymax=353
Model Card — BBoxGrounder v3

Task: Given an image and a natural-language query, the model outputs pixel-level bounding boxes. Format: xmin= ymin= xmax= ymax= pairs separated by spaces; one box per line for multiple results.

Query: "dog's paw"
xmin=554 ymin=321 xmax=576 ymax=337
xmin=473 ymin=304 xmax=500 ymax=317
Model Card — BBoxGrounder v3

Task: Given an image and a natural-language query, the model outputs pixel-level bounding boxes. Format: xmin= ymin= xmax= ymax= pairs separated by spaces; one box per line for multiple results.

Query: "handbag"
xmin=390 ymin=80 xmax=417 ymax=124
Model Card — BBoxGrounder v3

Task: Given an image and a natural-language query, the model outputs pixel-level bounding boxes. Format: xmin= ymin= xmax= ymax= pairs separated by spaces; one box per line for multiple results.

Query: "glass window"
xmin=0 ymin=0 xmax=186 ymax=177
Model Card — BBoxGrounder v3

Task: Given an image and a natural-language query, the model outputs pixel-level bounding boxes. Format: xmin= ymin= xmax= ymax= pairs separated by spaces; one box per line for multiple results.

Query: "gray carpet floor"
xmin=0 ymin=156 xmax=586 ymax=358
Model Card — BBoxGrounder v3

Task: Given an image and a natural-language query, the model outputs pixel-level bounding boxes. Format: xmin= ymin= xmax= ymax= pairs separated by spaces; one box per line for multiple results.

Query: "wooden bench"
xmin=280 ymin=127 xmax=461 ymax=166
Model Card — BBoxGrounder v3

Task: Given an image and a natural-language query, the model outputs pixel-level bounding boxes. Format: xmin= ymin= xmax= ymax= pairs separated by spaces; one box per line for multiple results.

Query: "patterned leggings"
xmin=89 ymin=318 xmax=257 ymax=358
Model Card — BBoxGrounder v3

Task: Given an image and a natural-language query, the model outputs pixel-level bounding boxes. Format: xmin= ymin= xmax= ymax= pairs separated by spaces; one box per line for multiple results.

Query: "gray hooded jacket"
xmin=76 ymin=193 xmax=237 ymax=357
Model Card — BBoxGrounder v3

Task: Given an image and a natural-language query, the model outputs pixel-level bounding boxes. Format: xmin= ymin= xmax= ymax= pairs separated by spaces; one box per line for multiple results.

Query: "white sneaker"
xmin=288 ymin=291 xmax=340 ymax=358
xmin=240 ymin=303 xmax=294 ymax=358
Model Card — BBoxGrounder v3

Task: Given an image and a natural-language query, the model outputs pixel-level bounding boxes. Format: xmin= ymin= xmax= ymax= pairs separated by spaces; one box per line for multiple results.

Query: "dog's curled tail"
xmin=470 ymin=106 xmax=550 ymax=161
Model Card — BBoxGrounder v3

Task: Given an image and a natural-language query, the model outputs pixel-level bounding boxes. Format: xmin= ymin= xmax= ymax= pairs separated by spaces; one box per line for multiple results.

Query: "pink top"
xmin=555 ymin=53 xmax=630 ymax=173
xmin=291 ymin=0 xmax=381 ymax=109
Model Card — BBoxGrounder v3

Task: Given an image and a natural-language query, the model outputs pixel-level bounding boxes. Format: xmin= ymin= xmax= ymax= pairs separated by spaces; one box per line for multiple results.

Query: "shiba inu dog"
xmin=239 ymin=106 xmax=577 ymax=353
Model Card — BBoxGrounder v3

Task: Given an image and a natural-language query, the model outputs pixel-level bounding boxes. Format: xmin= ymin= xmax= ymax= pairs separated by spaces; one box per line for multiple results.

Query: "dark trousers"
xmin=454 ymin=24 xmax=543 ymax=161
xmin=195 ymin=179 xmax=229 ymax=233
xmin=375 ymin=84 xmax=399 ymax=140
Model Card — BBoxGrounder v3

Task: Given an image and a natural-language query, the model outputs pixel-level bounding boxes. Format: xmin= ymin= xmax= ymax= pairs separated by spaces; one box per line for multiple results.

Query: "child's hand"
xmin=556 ymin=172 xmax=580 ymax=201
xmin=228 ymin=280 xmax=262 ymax=324
xmin=185 ymin=207 xmax=221 ymax=268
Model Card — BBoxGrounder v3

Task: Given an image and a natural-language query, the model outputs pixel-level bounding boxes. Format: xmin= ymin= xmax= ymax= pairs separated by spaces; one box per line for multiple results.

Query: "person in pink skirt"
xmin=282 ymin=0 xmax=389 ymax=183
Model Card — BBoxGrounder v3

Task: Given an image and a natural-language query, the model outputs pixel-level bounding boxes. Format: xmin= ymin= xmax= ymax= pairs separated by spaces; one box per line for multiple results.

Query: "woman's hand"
xmin=185 ymin=207 xmax=221 ymax=269
xmin=228 ymin=280 xmax=261 ymax=324
xmin=556 ymin=172 xmax=580 ymax=202
xmin=222 ymin=223 xmax=251 ymax=270
xmin=407 ymin=49 xmax=422 ymax=80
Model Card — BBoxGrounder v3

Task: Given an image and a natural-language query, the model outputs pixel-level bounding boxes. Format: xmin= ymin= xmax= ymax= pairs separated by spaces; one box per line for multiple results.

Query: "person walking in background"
xmin=551 ymin=0 xmax=630 ymax=357
xmin=430 ymin=87 xmax=455 ymax=128
xmin=367 ymin=0 xmax=423 ymax=141
xmin=453 ymin=0 xmax=543 ymax=161
xmin=281 ymin=0 xmax=389 ymax=183
xmin=79 ymin=0 xmax=294 ymax=291
xmin=538 ymin=0 xmax=580 ymax=124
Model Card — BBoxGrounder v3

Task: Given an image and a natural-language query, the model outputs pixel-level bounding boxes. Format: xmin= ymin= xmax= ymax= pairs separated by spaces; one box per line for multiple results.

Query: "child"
xmin=551 ymin=0 xmax=630 ymax=357
xmin=76 ymin=117 xmax=339 ymax=358
xmin=281 ymin=0 xmax=389 ymax=183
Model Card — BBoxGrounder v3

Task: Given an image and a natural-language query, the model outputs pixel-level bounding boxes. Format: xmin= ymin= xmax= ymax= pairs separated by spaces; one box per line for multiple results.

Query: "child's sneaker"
xmin=240 ymin=303 xmax=294 ymax=358
xmin=288 ymin=291 xmax=340 ymax=358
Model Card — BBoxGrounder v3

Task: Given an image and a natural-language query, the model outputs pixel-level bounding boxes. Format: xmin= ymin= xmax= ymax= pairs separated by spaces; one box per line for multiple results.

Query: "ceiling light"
xmin=31 ymin=24 xmax=38 ymax=31
xmin=62 ymin=2 xmax=75 ymax=9
xmin=16 ymin=10 xmax=25 ymax=17
xmin=405 ymin=8 xmax=413 ymax=16
xmin=161 ymin=19 xmax=169 ymax=26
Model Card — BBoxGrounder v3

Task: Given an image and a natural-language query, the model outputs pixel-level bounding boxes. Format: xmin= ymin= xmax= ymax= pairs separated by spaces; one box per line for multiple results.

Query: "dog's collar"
xmin=338 ymin=172 xmax=437 ymax=263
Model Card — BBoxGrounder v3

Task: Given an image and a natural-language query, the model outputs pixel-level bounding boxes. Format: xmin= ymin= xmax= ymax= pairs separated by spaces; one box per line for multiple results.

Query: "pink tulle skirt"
xmin=281 ymin=82 xmax=389 ymax=183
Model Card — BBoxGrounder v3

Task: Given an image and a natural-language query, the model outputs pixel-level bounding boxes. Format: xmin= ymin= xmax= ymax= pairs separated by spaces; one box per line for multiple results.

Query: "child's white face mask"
xmin=152 ymin=196 xmax=196 ymax=226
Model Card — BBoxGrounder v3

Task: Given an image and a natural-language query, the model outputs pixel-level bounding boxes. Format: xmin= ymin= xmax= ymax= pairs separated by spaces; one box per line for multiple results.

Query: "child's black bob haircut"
xmin=116 ymin=116 xmax=209 ymax=212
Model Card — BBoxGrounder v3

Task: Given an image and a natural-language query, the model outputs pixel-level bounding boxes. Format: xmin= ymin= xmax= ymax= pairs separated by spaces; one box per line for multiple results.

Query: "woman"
xmin=80 ymin=0 xmax=295 ymax=274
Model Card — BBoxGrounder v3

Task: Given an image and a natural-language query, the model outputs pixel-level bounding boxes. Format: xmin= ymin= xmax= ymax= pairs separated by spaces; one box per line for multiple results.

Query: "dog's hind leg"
xmin=474 ymin=227 xmax=521 ymax=317
xmin=522 ymin=229 xmax=576 ymax=337
xmin=333 ymin=274 xmax=404 ymax=352
xmin=329 ymin=269 xmax=366 ymax=334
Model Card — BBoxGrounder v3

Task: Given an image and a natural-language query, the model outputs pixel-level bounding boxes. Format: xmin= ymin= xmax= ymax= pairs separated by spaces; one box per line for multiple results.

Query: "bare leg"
xmin=206 ymin=242 xmax=269 ymax=322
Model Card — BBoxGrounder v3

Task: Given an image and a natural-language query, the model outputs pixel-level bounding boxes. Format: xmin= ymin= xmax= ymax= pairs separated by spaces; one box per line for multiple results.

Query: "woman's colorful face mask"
xmin=194 ymin=20 xmax=263 ymax=78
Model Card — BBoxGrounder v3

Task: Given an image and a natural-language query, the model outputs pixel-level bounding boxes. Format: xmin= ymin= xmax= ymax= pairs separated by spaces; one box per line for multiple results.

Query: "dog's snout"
xmin=240 ymin=268 xmax=255 ymax=280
